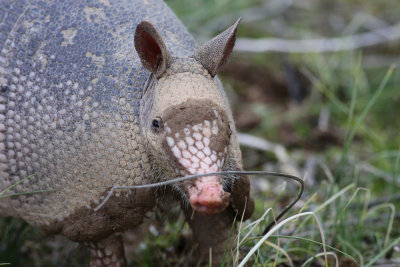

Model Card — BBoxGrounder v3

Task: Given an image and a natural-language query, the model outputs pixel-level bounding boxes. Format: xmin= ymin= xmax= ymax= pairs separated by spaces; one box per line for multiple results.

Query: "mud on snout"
xmin=161 ymin=99 xmax=232 ymax=214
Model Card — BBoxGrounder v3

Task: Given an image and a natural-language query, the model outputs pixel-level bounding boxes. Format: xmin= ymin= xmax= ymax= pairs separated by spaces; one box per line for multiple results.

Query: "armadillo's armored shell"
xmin=0 ymin=0 xmax=198 ymax=239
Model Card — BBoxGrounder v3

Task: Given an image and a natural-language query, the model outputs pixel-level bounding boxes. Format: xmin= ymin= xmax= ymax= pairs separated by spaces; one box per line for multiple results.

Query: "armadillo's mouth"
xmin=188 ymin=175 xmax=230 ymax=214
xmin=164 ymin=118 xmax=230 ymax=214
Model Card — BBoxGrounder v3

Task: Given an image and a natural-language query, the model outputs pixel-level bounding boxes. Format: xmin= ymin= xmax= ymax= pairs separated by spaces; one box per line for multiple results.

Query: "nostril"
xmin=223 ymin=183 xmax=232 ymax=193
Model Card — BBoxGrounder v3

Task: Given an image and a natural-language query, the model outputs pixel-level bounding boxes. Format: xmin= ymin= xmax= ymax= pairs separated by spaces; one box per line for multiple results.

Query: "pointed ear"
xmin=194 ymin=18 xmax=241 ymax=77
xmin=134 ymin=21 xmax=171 ymax=78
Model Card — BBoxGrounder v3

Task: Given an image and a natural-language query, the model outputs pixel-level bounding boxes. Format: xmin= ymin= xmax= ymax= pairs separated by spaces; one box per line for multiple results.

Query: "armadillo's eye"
xmin=151 ymin=117 xmax=163 ymax=133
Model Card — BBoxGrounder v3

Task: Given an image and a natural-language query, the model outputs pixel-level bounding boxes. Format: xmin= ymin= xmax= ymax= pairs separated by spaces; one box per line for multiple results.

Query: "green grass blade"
xmin=364 ymin=236 xmax=400 ymax=267
xmin=268 ymin=235 xmax=358 ymax=263
xmin=0 ymin=189 xmax=55 ymax=200
xmin=0 ymin=172 xmax=39 ymax=196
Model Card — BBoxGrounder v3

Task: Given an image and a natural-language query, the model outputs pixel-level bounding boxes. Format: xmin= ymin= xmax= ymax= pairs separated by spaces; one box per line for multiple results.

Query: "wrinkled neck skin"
xmin=139 ymin=57 xmax=237 ymax=214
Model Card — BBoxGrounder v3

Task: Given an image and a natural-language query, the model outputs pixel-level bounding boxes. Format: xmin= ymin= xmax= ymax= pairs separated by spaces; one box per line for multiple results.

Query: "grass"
xmin=1 ymin=0 xmax=400 ymax=265
xmin=229 ymin=60 xmax=399 ymax=265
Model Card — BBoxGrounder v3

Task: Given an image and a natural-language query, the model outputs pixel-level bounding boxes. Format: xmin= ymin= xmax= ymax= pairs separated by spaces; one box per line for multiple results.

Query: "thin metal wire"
xmin=93 ymin=170 xmax=304 ymax=236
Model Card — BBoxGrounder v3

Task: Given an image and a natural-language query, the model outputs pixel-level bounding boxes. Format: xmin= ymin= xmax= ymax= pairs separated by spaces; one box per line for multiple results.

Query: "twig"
xmin=318 ymin=107 xmax=330 ymax=132
xmin=196 ymin=0 xmax=293 ymax=37
xmin=94 ymin=170 xmax=304 ymax=233
xmin=262 ymin=173 xmax=304 ymax=235
xmin=95 ymin=170 xmax=304 ymax=240
xmin=359 ymin=162 xmax=400 ymax=182
xmin=361 ymin=55 xmax=400 ymax=69
xmin=276 ymin=210 xmax=400 ymax=238
xmin=366 ymin=195 xmax=400 ymax=208
xmin=303 ymin=156 xmax=317 ymax=187
xmin=235 ymin=22 xmax=400 ymax=53
xmin=237 ymin=132 xmax=301 ymax=177
xmin=347 ymin=155 xmax=400 ymax=183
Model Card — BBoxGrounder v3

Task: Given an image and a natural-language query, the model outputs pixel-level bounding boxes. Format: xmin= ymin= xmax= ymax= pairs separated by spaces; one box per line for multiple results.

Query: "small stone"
xmin=166 ymin=137 xmax=174 ymax=147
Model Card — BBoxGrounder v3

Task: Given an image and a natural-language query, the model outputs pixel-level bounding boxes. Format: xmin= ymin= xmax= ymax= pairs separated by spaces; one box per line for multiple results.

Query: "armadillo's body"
xmin=0 ymin=0 xmax=192 ymax=232
xmin=0 ymin=0 xmax=252 ymax=265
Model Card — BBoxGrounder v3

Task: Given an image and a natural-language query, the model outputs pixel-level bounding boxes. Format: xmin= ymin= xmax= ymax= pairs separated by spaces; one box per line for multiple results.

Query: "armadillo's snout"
xmin=188 ymin=176 xmax=230 ymax=214
xmin=163 ymin=101 xmax=231 ymax=214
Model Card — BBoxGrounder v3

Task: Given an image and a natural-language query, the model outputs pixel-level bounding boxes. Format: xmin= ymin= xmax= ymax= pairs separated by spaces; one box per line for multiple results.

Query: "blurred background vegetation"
xmin=1 ymin=0 xmax=400 ymax=266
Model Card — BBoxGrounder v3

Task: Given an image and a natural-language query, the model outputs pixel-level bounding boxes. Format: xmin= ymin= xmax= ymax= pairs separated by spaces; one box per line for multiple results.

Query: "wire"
xmin=93 ymin=170 xmax=304 ymax=237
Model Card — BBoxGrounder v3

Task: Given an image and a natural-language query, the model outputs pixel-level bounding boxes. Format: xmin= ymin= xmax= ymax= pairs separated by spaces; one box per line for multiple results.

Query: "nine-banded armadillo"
xmin=0 ymin=0 xmax=254 ymax=265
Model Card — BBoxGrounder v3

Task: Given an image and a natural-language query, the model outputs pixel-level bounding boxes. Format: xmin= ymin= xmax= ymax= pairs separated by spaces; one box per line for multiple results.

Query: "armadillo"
xmin=0 ymin=0 xmax=254 ymax=265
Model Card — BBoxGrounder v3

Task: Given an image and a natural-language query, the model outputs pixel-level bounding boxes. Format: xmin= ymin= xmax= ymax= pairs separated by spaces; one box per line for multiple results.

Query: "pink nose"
xmin=189 ymin=188 xmax=230 ymax=214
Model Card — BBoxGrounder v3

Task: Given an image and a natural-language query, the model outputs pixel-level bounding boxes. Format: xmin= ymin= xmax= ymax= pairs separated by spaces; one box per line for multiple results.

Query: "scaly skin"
xmin=86 ymin=235 xmax=127 ymax=267
xmin=0 ymin=0 xmax=253 ymax=265
xmin=0 ymin=0 xmax=194 ymax=234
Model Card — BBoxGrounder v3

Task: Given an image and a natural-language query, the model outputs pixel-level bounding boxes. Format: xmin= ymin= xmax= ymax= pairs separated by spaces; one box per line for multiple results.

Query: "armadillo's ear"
xmin=194 ymin=18 xmax=241 ymax=77
xmin=135 ymin=21 xmax=171 ymax=78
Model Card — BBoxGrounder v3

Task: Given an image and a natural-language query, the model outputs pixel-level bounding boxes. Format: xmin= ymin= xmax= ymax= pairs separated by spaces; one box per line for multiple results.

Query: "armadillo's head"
xmin=153 ymin=96 xmax=231 ymax=214
xmin=135 ymin=20 xmax=240 ymax=214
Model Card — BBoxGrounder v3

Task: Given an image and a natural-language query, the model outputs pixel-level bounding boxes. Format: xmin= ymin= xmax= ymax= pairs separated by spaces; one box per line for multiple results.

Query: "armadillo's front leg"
xmin=85 ymin=234 xmax=127 ymax=267
xmin=231 ymin=173 xmax=254 ymax=220
xmin=185 ymin=206 xmax=237 ymax=266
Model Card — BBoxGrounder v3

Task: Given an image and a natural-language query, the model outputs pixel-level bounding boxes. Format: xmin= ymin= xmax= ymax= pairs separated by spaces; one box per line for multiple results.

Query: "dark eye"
xmin=152 ymin=120 xmax=160 ymax=128
xmin=228 ymin=124 xmax=232 ymax=136
xmin=151 ymin=117 xmax=163 ymax=132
